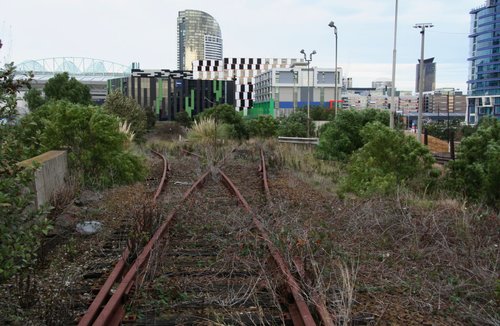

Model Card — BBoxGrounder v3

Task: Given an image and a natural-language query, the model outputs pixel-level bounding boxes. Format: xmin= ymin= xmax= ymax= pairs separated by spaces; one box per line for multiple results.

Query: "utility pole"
xmin=414 ymin=23 xmax=433 ymax=143
xmin=390 ymin=0 xmax=398 ymax=128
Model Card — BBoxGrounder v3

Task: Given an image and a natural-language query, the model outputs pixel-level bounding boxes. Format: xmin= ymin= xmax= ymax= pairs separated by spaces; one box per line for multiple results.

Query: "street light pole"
xmin=290 ymin=69 xmax=297 ymax=113
xmin=390 ymin=0 xmax=398 ymax=129
xmin=328 ymin=21 xmax=338 ymax=116
xmin=300 ymin=49 xmax=316 ymax=137
xmin=414 ymin=23 xmax=433 ymax=143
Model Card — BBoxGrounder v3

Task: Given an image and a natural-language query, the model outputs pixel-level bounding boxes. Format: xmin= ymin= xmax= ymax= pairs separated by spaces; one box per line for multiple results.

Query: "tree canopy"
xmin=103 ymin=90 xmax=148 ymax=140
xmin=316 ymin=108 xmax=390 ymax=161
xmin=43 ymin=72 xmax=91 ymax=105
xmin=446 ymin=117 xmax=500 ymax=208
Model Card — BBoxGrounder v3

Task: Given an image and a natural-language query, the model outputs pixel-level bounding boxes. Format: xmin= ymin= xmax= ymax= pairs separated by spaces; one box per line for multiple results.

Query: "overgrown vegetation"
xmin=316 ymin=108 xmax=390 ymax=161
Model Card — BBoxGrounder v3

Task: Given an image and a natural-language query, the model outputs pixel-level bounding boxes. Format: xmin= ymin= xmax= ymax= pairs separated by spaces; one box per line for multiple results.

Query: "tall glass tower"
xmin=467 ymin=0 xmax=500 ymax=124
xmin=177 ymin=10 xmax=223 ymax=71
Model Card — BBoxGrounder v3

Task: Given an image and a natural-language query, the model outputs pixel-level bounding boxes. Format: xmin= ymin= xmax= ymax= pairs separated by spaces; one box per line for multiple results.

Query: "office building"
xmin=253 ymin=65 xmax=342 ymax=117
xmin=177 ymin=10 xmax=223 ymax=71
xmin=108 ymin=69 xmax=235 ymax=121
xmin=467 ymin=0 xmax=500 ymax=124
xmin=193 ymin=57 xmax=304 ymax=115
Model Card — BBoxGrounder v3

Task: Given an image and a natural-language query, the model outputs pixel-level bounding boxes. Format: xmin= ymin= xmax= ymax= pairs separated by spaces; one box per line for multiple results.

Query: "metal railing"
xmin=278 ymin=136 xmax=319 ymax=145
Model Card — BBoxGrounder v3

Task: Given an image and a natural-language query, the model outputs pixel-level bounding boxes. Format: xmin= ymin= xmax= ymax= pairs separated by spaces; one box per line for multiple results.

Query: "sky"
xmin=0 ymin=0 xmax=487 ymax=92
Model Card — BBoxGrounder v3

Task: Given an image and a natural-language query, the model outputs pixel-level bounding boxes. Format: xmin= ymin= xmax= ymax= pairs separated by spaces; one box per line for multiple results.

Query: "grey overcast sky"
xmin=0 ymin=0 xmax=486 ymax=92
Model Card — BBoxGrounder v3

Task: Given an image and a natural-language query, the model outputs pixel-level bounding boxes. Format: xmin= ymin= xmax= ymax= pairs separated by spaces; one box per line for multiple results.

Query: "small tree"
xmin=43 ymin=72 xmax=91 ymax=105
xmin=316 ymin=108 xmax=390 ymax=161
xmin=103 ymin=90 xmax=148 ymax=140
xmin=446 ymin=117 xmax=500 ymax=208
xmin=339 ymin=122 xmax=436 ymax=197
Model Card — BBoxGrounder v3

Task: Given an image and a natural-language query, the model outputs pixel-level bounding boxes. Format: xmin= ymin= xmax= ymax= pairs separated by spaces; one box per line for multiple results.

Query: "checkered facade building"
xmin=192 ymin=57 xmax=304 ymax=115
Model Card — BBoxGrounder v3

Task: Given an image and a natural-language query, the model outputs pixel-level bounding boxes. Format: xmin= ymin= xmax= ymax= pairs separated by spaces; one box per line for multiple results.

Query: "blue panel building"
xmin=467 ymin=0 xmax=500 ymax=124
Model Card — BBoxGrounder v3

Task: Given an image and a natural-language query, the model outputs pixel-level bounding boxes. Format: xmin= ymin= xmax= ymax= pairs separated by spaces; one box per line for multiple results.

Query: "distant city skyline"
xmin=0 ymin=0 xmax=486 ymax=92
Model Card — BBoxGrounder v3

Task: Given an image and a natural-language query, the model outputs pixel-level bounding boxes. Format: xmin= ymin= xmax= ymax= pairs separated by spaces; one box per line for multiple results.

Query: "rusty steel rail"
xmin=257 ymin=150 xmax=334 ymax=326
xmin=79 ymin=150 xmax=169 ymax=326
xmin=152 ymin=149 xmax=169 ymax=201
xmin=91 ymin=170 xmax=211 ymax=326
xmin=218 ymin=169 xmax=316 ymax=326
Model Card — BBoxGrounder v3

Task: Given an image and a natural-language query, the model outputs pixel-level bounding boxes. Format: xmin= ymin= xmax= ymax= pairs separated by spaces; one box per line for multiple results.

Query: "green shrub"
xmin=197 ymin=104 xmax=248 ymax=140
xmin=445 ymin=117 xmax=500 ymax=208
xmin=187 ymin=117 xmax=229 ymax=143
xmin=316 ymin=108 xmax=390 ymax=161
xmin=175 ymin=110 xmax=193 ymax=128
xmin=277 ymin=111 xmax=313 ymax=137
xmin=20 ymin=101 xmax=146 ymax=188
xmin=245 ymin=115 xmax=278 ymax=138
xmin=145 ymin=106 xmax=157 ymax=130
xmin=307 ymin=106 xmax=335 ymax=121
xmin=0 ymin=154 xmax=51 ymax=281
xmin=339 ymin=122 xmax=435 ymax=197
xmin=1 ymin=60 xmax=50 ymax=281
xmin=103 ymin=90 xmax=148 ymax=141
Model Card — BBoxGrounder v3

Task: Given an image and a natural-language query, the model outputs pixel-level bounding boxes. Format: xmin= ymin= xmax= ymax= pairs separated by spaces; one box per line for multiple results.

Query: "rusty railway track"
xmin=79 ymin=147 xmax=319 ymax=325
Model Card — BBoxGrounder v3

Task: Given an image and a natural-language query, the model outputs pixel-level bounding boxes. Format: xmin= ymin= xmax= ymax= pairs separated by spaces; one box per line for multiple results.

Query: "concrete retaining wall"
xmin=18 ymin=150 xmax=68 ymax=208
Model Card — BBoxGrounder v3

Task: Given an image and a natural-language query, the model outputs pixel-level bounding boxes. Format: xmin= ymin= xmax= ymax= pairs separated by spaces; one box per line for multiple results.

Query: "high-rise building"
xmin=467 ymin=0 xmax=500 ymax=124
xmin=177 ymin=10 xmax=223 ymax=71
xmin=415 ymin=57 xmax=436 ymax=93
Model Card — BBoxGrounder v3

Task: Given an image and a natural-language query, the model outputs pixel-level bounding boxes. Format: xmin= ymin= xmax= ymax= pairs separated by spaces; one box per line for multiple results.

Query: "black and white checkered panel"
xmin=131 ymin=69 xmax=193 ymax=79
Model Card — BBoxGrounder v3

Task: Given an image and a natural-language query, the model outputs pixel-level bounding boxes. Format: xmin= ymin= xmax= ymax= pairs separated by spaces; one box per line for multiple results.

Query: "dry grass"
xmin=261 ymin=140 xmax=499 ymax=325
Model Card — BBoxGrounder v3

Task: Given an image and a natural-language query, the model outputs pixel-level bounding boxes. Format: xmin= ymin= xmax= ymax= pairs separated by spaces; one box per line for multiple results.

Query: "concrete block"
xmin=18 ymin=150 xmax=68 ymax=208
